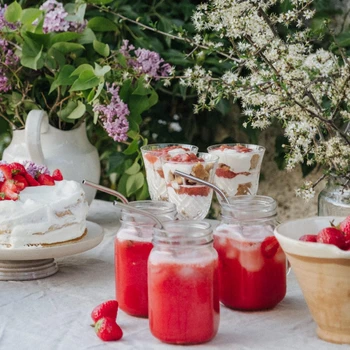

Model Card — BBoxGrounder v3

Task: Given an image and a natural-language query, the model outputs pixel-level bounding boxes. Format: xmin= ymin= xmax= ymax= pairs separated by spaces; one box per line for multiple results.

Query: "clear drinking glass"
xmin=161 ymin=152 xmax=219 ymax=220
xmin=148 ymin=221 xmax=219 ymax=344
xmin=115 ymin=200 xmax=177 ymax=317
xmin=207 ymin=143 xmax=265 ymax=203
xmin=141 ymin=143 xmax=198 ymax=201
xmin=213 ymin=195 xmax=287 ymax=310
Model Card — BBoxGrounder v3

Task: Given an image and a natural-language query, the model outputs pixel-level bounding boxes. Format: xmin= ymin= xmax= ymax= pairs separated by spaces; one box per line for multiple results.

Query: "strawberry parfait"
xmin=161 ymin=152 xmax=218 ymax=220
xmin=214 ymin=196 xmax=287 ymax=310
xmin=141 ymin=144 xmax=198 ymax=201
xmin=207 ymin=144 xmax=265 ymax=202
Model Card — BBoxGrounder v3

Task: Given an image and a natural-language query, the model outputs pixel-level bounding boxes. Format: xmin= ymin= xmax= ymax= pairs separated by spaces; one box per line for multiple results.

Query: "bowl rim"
xmin=274 ymin=216 xmax=350 ymax=259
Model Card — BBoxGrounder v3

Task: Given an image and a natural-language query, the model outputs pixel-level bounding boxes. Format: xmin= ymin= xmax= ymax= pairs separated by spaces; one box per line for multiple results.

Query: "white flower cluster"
xmin=181 ymin=0 xmax=350 ymax=197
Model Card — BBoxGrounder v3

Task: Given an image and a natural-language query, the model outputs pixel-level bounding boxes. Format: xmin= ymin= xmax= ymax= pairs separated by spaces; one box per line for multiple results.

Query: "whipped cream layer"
xmin=143 ymin=148 xmax=188 ymax=201
xmin=0 ymin=180 xmax=88 ymax=249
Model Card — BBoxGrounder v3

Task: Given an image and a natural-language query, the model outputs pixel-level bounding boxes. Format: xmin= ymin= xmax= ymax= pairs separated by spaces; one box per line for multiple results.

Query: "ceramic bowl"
xmin=274 ymin=216 xmax=350 ymax=344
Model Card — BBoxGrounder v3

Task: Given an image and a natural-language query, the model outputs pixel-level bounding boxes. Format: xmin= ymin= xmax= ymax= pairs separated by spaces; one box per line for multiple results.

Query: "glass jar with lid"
xmin=148 ymin=221 xmax=219 ymax=344
xmin=115 ymin=200 xmax=177 ymax=318
xmin=213 ymin=195 xmax=286 ymax=310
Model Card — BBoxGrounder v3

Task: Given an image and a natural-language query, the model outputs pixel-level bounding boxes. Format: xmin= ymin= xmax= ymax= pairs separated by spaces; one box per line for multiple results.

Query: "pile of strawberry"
xmin=299 ymin=215 xmax=350 ymax=250
xmin=91 ymin=300 xmax=123 ymax=341
xmin=0 ymin=162 xmax=63 ymax=201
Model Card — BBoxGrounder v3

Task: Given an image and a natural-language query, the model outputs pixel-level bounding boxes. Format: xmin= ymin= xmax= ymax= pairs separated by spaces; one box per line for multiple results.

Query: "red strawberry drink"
xmin=214 ymin=196 xmax=287 ymax=310
xmin=148 ymin=221 xmax=219 ymax=344
xmin=162 ymin=152 xmax=218 ymax=220
xmin=207 ymin=144 xmax=265 ymax=203
xmin=141 ymin=144 xmax=198 ymax=201
xmin=115 ymin=201 xmax=176 ymax=317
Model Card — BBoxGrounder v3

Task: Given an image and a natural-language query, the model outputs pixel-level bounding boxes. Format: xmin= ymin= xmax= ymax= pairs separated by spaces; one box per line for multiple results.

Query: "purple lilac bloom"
xmin=0 ymin=39 xmax=19 ymax=93
xmin=119 ymin=40 xmax=172 ymax=80
xmin=93 ymin=84 xmax=130 ymax=142
xmin=0 ymin=5 xmax=19 ymax=30
xmin=40 ymin=0 xmax=86 ymax=33
xmin=22 ymin=160 xmax=50 ymax=178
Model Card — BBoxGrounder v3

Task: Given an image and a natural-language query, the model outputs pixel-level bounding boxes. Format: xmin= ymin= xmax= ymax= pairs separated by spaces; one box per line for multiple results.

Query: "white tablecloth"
xmin=0 ymin=200 xmax=348 ymax=350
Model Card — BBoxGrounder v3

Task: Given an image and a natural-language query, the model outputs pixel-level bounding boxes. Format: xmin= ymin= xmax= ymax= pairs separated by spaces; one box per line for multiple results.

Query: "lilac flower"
xmin=22 ymin=161 xmax=50 ymax=178
xmin=0 ymin=5 xmax=19 ymax=30
xmin=0 ymin=39 xmax=19 ymax=93
xmin=40 ymin=0 xmax=86 ymax=34
xmin=119 ymin=40 xmax=172 ymax=80
xmin=93 ymin=84 xmax=130 ymax=142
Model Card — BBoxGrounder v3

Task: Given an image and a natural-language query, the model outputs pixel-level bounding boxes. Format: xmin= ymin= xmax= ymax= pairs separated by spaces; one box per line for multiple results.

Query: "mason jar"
xmin=213 ymin=195 xmax=286 ymax=310
xmin=115 ymin=200 xmax=177 ymax=317
xmin=318 ymin=175 xmax=350 ymax=216
xmin=148 ymin=221 xmax=219 ymax=344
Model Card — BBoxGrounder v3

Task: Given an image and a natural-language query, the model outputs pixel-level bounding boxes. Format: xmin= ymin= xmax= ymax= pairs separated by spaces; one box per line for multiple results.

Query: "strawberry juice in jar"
xmin=115 ymin=201 xmax=177 ymax=317
xmin=148 ymin=221 xmax=219 ymax=344
xmin=214 ymin=196 xmax=286 ymax=310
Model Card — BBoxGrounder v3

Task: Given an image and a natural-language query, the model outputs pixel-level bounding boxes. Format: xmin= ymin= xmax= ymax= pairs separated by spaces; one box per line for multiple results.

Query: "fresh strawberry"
xmin=24 ymin=173 xmax=40 ymax=186
xmin=52 ymin=169 xmax=63 ymax=181
xmin=37 ymin=174 xmax=55 ymax=186
xmin=299 ymin=234 xmax=317 ymax=242
xmin=95 ymin=317 xmax=123 ymax=341
xmin=261 ymin=236 xmax=280 ymax=258
xmin=0 ymin=164 xmax=12 ymax=180
xmin=144 ymin=153 xmax=159 ymax=164
xmin=169 ymin=153 xmax=201 ymax=163
xmin=1 ymin=180 xmax=19 ymax=200
xmin=176 ymin=185 xmax=210 ymax=196
xmin=13 ymin=174 xmax=28 ymax=189
xmin=9 ymin=162 xmax=26 ymax=176
xmin=339 ymin=215 xmax=350 ymax=236
xmin=91 ymin=300 xmax=119 ymax=323
xmin=316 ymin=227 xmax=347 ymax=250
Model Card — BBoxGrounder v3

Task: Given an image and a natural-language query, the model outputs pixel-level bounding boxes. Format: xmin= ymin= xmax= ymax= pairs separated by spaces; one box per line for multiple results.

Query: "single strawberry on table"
xmin=9 ymin=162 xmax=26 ymax=176
xmin=91 ymin=300 xmax=119 ymax=323
xmin=52 ymin=169 xmax=63 ymax=181
xmin=95 ymin=317 xmax=123 ymax=341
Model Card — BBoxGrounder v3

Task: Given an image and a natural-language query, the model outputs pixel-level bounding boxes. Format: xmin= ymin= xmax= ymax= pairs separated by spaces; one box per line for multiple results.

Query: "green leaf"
xmin=94 ymin=63 xmax=111 ymax=77
xmin=133 ymin=77 xmax=152 ymax=96
xmin=86 ymin=0 xmax=114 ymax=4
xmin=21 ymin=38 xmax=43 ymax=70
xmin=21 ymin=9 xmax=42 ymax=26
xmin=116 ymin=173 xmax=128 ymax=197
xmin=67 ymin=101 xmax=86 ymax=119
xmin=88 ymin=17 xmax=118 ymax=31
xmin=49 ymin=65 xmax=76 ymax=93
xmin=335 ymin=32 xmax=350 ymax=48
xmin=50 ymin=32 xmax=81 ymax=45
xmin=78 ymin=28 xmax=96 ymax=45
xmin=125 ymin=162 xmax=141 ymax=175
xmin=108 ymin=153 xmax=126 ymax=174
xmin=135 ymin=181 xmax=149 ymax=200
xmin=119 ymin=79 xmax=132 ymax=101
xmin=71 ymin=64 xmax=94 ymax=76
xmin=57 ymin=101 xmax=78 ymax=122
xmin=123 ymin=139 xmax=139 ymax=155
xmin=93 ymin=40 xmax=110 ymax=57
xmin=126 ymin=172 xmax=144 ymax=196
xmin=51 ymin=42 xmax=85 ymax=54
xmin=70 ymin=70 xmax=100 ymax=91
xmin=148 ymin=90 xmax=158 ymax=109
xmin=91 ymin=82 xmax=105 ymax=102
xmin=129 ymin=95 xmax=150 ymax=117
xmin=4 ymin=1 xmax=22 ymax=23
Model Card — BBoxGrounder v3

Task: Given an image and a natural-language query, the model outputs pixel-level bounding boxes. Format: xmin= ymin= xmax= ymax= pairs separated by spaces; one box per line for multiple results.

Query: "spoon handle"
xmin=82 ymin=179 xmax=129 ymax=204
xmin=173 ymin=170 xmax=229 ymax=204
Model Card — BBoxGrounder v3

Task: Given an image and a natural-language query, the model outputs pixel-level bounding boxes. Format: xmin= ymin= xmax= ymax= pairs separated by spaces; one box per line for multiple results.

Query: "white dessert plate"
xmin=0 ymin=221 xmax=103 ymax=261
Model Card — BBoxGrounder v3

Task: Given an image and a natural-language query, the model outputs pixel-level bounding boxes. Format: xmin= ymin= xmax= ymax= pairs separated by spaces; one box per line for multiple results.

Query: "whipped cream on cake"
xmin=208 ymin=144 xmax=265 ymax=200
xmin=0 ymin=161 xmax=88 ymax=249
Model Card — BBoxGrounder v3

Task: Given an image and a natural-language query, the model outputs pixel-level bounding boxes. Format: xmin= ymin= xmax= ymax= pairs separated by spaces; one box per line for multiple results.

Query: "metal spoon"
xmin=82 ymin=179 xmax=129 ymax=204
xmin=173 ymin=170 xmax=229 ymax=204
xmin=82 ymin=179 xmax=163 ymax=228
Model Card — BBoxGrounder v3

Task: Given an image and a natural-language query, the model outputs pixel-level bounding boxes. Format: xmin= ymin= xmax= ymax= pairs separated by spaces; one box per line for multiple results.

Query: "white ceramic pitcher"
xmin=2 ymin=110 xmax=100 ymax=204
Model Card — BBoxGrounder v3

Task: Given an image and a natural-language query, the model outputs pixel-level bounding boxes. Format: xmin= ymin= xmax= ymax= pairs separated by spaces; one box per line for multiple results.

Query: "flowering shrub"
xmin=176 ymin=0 xmax=350 ymax=199
xmin=0 ymin=0 xmax=173 ymax=199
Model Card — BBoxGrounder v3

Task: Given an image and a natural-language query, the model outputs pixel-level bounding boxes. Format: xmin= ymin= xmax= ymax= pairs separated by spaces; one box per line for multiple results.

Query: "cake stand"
xmin=0 ymin=221 xmax=103 ymax=281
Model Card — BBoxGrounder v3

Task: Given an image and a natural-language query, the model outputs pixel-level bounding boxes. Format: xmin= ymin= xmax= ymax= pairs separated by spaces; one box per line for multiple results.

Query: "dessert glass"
xmin=207 ymin=143 xmax=265 ymax=202
xmin=213 ymin=195 xmax=287 ymax=310
xmin=115 ymin=200 xmax=177 ymax=317
xmin=141 ymin=143 xmax=198 ymax=201
xmin=161 ymin=152 xmax=219 ymax=220
xmin=148 ymin=221 xmax=219 ymax=344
